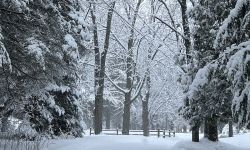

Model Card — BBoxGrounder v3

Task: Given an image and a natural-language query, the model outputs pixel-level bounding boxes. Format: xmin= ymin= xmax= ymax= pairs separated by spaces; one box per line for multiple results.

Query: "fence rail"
xmin=89 ymin=128 xmax=175 ymax=138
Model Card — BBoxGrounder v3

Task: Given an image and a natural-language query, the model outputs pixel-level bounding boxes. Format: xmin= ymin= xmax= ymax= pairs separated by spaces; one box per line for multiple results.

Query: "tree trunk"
xmin=229 ymin=118 xmax=233 ymax=137
xmin=122 ymin=35 xmax=133 ymax=135
xmin=141 ymin=0 xmax=155 ymax=137
xmin=165 ymin=117 xmax=169 ymax=130
xmin=122 ymin=0 xmax=142 ymax=135
xmin=183 ymin=125 xmax=187 ymax=133
xmin=142 ymin=81 xmax=150 ymax=136
xmin=179 ymin=0 xmax=192 ymax=107
xmin=207 ymin=117 xmax=218 ymax=141
xmin=1 ymin=117 xmax=8 ymax=132
xmin=100 ymin=2 xmax=115 ymax=131
xmin=179 ymin=0 xmax=191 ymax=63
xmin=204 ymin=118 xmax=209 ymax=138
xmin=94 ymin=94 xmax=102 ymax=134
xmin=151 ymin=122 xmax=155 ymax=130
xmin=192 ymin=125 xmax=199 ymax=142
xmin=90 ymin=3 xmax=101 ymax=135
xmin=122 ymin=92 xmax=131 ymax=135
xmin=200 ymin=122 xmax=204 ymax=133
xmin=91 ymin=2 xmax=116 ymax=135
xmin=105 ymin=101 xmax=111 ymax=129
xmin=105 ymin=114 xmax=111 ymax=129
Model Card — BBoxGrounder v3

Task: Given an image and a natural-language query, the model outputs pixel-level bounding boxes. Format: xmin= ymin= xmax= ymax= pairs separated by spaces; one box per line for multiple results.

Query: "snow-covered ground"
xmin=44 ymin=133 xmax=250 ymax=150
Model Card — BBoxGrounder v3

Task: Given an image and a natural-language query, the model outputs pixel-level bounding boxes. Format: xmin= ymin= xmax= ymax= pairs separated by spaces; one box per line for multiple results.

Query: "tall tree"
xmin=90 ymin=1 xmax=116 ymax=135
xmin=183 ymin=0 xmax=250 ymax=142
xmin=121 ymin=0 xmax=143 ymax=135
xmin=176 ymin=0 xmax=200 ymax=142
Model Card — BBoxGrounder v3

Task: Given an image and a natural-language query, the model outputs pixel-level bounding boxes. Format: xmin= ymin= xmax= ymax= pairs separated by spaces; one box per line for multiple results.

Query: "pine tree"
xmin=181 ymin=0 xmax=250 ymax=142
xmin=180 ymin=0 xmax=237 ymax=141
xmin=214 ymin=0 xmax=250 ymax=129
xmin=0 ymin=0 xmax=89 ymax=137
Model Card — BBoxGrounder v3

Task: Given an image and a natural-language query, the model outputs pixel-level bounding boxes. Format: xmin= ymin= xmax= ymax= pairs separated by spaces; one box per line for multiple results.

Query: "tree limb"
xmin=154 ymin=16 xmax=186 ymax=39
xmin=105 ymin=73 xmax=128 ymax=94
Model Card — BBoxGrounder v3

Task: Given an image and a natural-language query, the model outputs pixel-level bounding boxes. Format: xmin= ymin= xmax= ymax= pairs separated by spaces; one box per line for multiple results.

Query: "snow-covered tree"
xmin=214 ymin=0 xmax=250 ymax=129
xmin=0 ymin=0 xmax=90 ymax=137
xmin=178 ymin=0 xmax=239 ymax=142
xmin=181 ymin=0 xmax=250 ymax=142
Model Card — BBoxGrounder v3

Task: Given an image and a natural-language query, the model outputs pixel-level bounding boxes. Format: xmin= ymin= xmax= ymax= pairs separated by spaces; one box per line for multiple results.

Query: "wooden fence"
xmin=89 ymin=128 xmax=175 ymax=138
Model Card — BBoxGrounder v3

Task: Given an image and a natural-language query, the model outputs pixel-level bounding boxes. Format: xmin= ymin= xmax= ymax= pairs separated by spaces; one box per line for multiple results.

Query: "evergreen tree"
xmin=214 ymin=0 xmax=250 ymax=129
xmin=0 ymin=0 xmax=89 ymax=137
xmin=180 ymin=0 xmax=237 ymax=141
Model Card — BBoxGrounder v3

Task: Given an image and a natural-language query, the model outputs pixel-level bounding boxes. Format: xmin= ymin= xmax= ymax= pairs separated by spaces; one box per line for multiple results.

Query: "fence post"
xmin=169 ymin=130 xmax=171 ymax=137
xmin=163 ymin=128 xmax=166 ymax=138
xmin=116 ymin=128 xmax=119 ymax=135
xmin=173 ymin=131 xmax=175 ymax=137
xmin=157 ymin=129 xmax=160 ymax=138
xmin=90 ymin=128 xmax=92 ymax=136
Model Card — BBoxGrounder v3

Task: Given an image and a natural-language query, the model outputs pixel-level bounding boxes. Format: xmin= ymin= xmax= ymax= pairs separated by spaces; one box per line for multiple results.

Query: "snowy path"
xmin=46 ymin=133 xmax=250 ymax=150
xmin=47 ymin=135 xmax=180 ymax=150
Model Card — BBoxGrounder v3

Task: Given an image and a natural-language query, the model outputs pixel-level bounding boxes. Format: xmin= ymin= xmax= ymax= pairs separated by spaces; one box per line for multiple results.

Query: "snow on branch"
xmin=105 ymin=72 xmax=129 ymax=94
xmin=226 ymin=41 xmax=250 ymax=79
xmin=0 ymin=27 xmax=12 ymax=71
xmin=26 ymin=37 xmax=49 ymax=70
xmin=224 ymin=40 xmax=250 ymax=124
xmin=46 ymin=83 xmax=71 ymax=93
xmin=131 ymin=74 xmax=146 ymax=102
xmin=187 ymin=63 xmax=218 ymax=100
xmin=63 ymin=34 xmax=80 ymax=60
xmin=214 ymin=0 xmax=248 ymax=48
xmin=189 ymin=39 xmax=250 ymax=126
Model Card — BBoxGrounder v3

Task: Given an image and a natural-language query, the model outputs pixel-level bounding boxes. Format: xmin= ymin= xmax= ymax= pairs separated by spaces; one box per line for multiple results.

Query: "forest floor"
xmin=45 ymin=133 xmax=250 ymax=150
